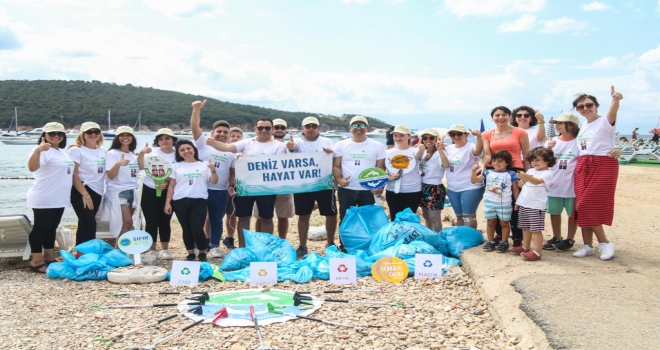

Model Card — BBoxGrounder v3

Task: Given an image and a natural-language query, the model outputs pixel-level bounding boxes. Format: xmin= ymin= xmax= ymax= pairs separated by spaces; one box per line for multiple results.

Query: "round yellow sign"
xmin=371 ymin=257 xmax=409 ymax=283
xmin=390 ymin=154 xmax=410 ymax=170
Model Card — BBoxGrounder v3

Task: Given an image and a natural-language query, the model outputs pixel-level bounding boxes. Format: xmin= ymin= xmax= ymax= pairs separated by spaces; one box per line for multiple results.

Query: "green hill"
xmin=0 ymin=80 xmax=391 ymax=131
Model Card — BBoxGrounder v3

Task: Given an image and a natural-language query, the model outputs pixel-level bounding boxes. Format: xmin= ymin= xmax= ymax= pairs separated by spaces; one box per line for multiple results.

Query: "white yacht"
xmin=365 ymin=128 xmax=388 ymax=137
xmin=26 ymin=128 xmax=44 ymax=136
xmin=320 ymin=130 xmax=346 ymax=138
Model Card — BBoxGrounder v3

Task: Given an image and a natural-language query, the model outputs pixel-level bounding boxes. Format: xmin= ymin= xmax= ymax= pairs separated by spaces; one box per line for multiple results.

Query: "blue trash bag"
xmin=367 ymin=240 xmax=440 ymax=262
xmin=73 ymin=268 xmax=107 ymax=281
xmin=221 ymin=266 xmax=250 ymax=282
xmin=325 ymin=245 xmax=373 ymax=277
xmin=243 ymin=230 xmax=296 ymax=267
xmin=74 ymin=239 xmax=114 ymax=255
xmin=99 ymin=249 xmax=133 ymax=267
xmin=442 ymin=226 xmax=485 ymax=258
xmin=290 ymin=252 xmax=329 ymax=280
xmin=220 ymin=248 xmax=257 ymax=271
xmin=167 ymin=262 xmax=215 ymax=282
xmin=278 ymin=266 xmax=313 ymax=283
xmin=339 ymin=205 xmax=389 ymax=254
xmin=368 ymin=208 xmax=449 ymax=255
xmin=46 ymin=262 xmax=76 ymax=279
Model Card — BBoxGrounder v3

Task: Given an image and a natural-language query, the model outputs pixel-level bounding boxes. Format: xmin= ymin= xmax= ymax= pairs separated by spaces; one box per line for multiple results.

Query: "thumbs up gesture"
xmin=207 ymin=159 xmax=215 ymax=172
xmin=117 ymin=153 xmax=129 ymax=166
xmin=611 ymin=85 xmax=623 ymax=101
xmin=140 ymin=142 xmax=152 ymax=155
xmin=192 ymin=99 xmax=207 ymax=111
xmin=535 ymin=109 xmax=544 ymax=124
xmin=286 ymin=135 xmax=296 ymax=151
xmin=37 ymin=137 xmax=51 ymax=152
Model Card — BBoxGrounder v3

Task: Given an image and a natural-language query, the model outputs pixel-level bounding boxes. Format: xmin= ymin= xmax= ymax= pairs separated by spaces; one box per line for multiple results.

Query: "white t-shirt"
xmin=418 ymin=149 xmax=446 ymax=186
xmin=234 ymin=138 xmax=287 ymax=157
xmin=482 ymin=169 xmax=519 ymax=204
xmin=577 ymin=116 xmax=616 ymax=156
xmin=516 ymin=169 xmax=554 ymax=210
xmin=170 ymin=161 xmax=213 ymax=200
xmin=546 ymin=137 xmax=579 ymax=198
xmin=333 ymin=138 xmax=387 ymax=191
xmin=142 ymin=147 xmax=176 ymax=189
xmin=445 ymin=143 xmax=484 ymax=192
xmin=526 ymin=125 xmax=545 ymax=150
xmin=27 ymin=147 xmax=74 ymax=208
xmin=68 ymin=145 xmax=106 ymax=195
xmin=386 ymin=147 xmax=422 ymax=193
xmin=290 ymin=136 xmax=335 ymax=153
xmin=105 ymin=149 xmax=139 ymax=191
xmin=196 ymin=134 xmax=236 ymax=190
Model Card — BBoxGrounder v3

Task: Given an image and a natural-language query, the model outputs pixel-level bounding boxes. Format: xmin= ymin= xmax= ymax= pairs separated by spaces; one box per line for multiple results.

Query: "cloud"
xmin=343 ymin=0 xmax=372 ymax=4
xmin=497 ymin=14 xmax=537 ymax=32
xmin=540 ymin=17 xmax=588 ymax=34
xmin=443 ymin=0 xmax=545 ymax=18
xmin=582 ymin=1 xmax=612 ymax=11
xmin=0 ymin=27 xmax=21 ymax=50
xmin=140 ymin=0 xmax=226 ymax=18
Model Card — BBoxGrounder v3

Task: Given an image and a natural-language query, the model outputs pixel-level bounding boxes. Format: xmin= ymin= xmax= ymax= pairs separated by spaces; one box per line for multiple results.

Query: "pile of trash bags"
xmin=47 ymin=239 xmax=133 ymax=281
xmin=220 ymin=206 xmax=484 ymax=283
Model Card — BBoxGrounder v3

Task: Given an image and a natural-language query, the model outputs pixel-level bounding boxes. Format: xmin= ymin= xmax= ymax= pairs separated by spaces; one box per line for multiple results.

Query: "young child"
xmin=511 ymin=147 xmax=556 ymax=261
xmin=471 ymin=150 xmax=520 ymax=253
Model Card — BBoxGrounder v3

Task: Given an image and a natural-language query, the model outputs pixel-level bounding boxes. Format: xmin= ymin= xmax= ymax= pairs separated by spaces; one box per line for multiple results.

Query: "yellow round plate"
xmin=371 ymin=257 xmax=408 ymax=283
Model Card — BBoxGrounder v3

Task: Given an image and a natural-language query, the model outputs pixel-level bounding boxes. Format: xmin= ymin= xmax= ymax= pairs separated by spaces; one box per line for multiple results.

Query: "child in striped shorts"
xmin=511 ymin=147 xmax=556 ymax=261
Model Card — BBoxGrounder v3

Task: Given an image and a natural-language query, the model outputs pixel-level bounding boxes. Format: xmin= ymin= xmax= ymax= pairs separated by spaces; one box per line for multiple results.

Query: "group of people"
xmin=26 ymin=85 xmax=623 ymax=272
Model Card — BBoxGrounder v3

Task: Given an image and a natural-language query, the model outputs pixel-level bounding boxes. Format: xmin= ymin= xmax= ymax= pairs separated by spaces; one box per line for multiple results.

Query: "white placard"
xmin=250 ymin=262 xmax=277 ymax=286
xmin=329 ymin=258 xmax=356 ymax=285
xmin=117 ymin=230 xmax=153 ymax=265
xmin=414 ymin=254 xmax=444 ymax=279
xmin=170 ymin=261 xmax=201 ymax=286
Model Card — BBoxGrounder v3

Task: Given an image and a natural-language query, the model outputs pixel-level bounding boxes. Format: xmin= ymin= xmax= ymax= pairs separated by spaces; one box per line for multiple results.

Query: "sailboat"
xmin=132 ymin=111 xmax=152 ymax=135
xmin=103 ymin=109 xmax=116 ymax=137
xmin=1 ymin=108 xmax=35 ymax=145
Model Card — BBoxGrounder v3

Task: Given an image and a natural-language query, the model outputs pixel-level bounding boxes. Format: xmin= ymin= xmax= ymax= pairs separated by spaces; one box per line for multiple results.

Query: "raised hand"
xmin=469 ymin=129 xmax=482 ymax=139
xmin=546 ymin=139 xmax=556 ymax=149
xmin=36 ymin=137 xmax=51 ymax=152
xmin=140 ymin=142 xmax=152 ymax=155
xmin=207 ymin=159 xmax=215 ymax=171
xmin=611 ymin=85 xmax=623 ymax=101
xmin=192 ymin=99 xmax=208 ymax=110
xmin=117 ymin=153 xmax=129 ymax=166
xmin=286 ymin=135 xmax=296 ymax=151
xmin=535 ymin=109 xmax=545 ymax=124
xmin=471 ymin=163 xmax=480 ymax=172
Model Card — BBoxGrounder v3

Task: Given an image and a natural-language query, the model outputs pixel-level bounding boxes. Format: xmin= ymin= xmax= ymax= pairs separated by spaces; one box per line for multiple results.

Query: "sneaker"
xmin=542 ymin=237 xmax=562 ymax=250
xmin=493 ymin=235 xmax=502 ymax=246
xmin=572 ymin=245 xmax=595 ymax=258
xmin=209 ymin=248 xmax=223 ymax=258
xmin=159 ymin=250 xmax=173 ymax=260
xmin=482 ymin=241 xmax=496 ymax=252
xmin=598 ymin=242 xmax=615 ymax=261
xmin=512 ymin=239 xmax=522 ymax=247
xmin=508 ymin=245 xmax=528 ymax=254
xmin=222 ymin=237 xmax=236 ymax=249
xmin=296 ymin=246 xmax=308 ymax=259
xmin=552 ymin=239 xmax=575 ymax=251
xmin=198 ymin=253 xmax=207 ymax=262
xmin=521 ymin=251 xmax=541 ymax=261
xmin=194 ymin=248 xmax=200 ymax=256
xmin=495 ymin=242 xmax=510 ymax=253
xmin=185 ymin=253 xmax=196 ymax=261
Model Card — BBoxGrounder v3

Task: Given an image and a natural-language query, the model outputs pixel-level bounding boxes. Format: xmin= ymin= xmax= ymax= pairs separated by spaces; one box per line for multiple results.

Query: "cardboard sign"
xmin=250 ymin=262 xmax=277 ymax=286
xmin=329 ymin=258 xmax=356 ymax=285
xmin=170 ymin=261 xmax=201 ymax=287
xmin=117 ymin=230 xmax=153 ymax=265
xmin=414 ymin=253 xmax=444 ymax=279
xmin=371 ymin=257 xmax=408 ymax=283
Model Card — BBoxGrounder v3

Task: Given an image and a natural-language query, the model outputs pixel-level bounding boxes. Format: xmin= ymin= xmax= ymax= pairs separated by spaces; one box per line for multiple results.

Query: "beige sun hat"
xmin=156 ymin=128 xmax=175 ymax=137
xmin=273 ymin=118 xmax=287 ymax=127
xmin=349 ymin=116 xmax=368 ymax=126
xmin=43 ymin=122 xmax=65 ymax=133
xmin=419 ymin=128 xmax=439 ymax=137
xmin=302 ymin=116 xmax=319 ymax=125
xmin=392 ymin=124 xmax=411 ymax=135
xmin=115 ymin=126 xmax=134 ymax=136
xmin=550 ymin=112 xmax=580 ymax=125
xmin=80 ymin=122 xmax=101 ymax=132
xmin=448 ymin=124 xmax=468 ymax=133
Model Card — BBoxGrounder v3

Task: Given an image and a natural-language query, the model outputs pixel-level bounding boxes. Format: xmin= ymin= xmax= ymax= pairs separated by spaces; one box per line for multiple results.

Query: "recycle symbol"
xmin=337 ymin=264 xmax=348 ymax=273
xmin=258 ymin=269 xmax=268 ymax=277
xmin=181 ymin=268 xmax=191 ymax=275
xmin=423 ymin=260 xmax=433 ymax=268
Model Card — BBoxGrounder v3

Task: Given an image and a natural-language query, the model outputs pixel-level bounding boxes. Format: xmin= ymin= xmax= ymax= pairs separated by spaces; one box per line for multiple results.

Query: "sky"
xmin=1 ymin=0 xmax=659 ymax=133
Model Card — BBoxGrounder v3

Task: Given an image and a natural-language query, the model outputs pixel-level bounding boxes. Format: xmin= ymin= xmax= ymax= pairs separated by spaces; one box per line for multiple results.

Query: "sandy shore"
xmin=0 ymin=164 xmax=657 ymax=349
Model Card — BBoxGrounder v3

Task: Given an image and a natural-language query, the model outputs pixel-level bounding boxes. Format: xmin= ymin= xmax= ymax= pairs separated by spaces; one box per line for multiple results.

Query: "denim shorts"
xmin=446 ymin=187 xmax=484 ymax=216
xmin=118 ymin=190 xmax=134 ymax=207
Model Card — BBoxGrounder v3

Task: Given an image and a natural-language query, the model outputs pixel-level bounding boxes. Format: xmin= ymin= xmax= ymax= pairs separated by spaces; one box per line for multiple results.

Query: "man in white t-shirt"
xmin=287 ymin=116 xmax=337 ymax=258
xmin=207 ymin=119 xmax=286 ymax=247
xmin=254 ymin=118 xmax=295 ymax=241
xmin=190 ymin=100 xmax=236 ymax=258
xmin=333 ymin=116 xmax=387 ymax=250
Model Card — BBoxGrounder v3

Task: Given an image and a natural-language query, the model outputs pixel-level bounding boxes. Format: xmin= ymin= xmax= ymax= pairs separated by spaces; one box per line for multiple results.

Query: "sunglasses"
xmin=84 ymin=129 xmax=101 ymax=135
xmin=47 ymin=132 xmax=65 ymax=137
xmin=448 ymin=132 xmax=464 ymax=137
xmin=422 ymin=136 xmax=435 ymax=141
xmin=515 ymin=113 xmax=531 ymax=118
xmin=304 ymin=124 xmax=318 ymax=129
xmin=273 ymin=126 xmax=287 ymax=131
xmin=351 ymin=123 xmax=367 ymax=129
xmin=256 ymin=126 xmax=272 ymax=131
xmin=576 ymin=103 xmax=595 ymax=111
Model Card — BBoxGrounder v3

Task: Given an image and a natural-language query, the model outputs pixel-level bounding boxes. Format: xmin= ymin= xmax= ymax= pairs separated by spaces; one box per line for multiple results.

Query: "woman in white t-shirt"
xmin=415 ymin=128 xmax=449 ymax=232
xmin=164 ymin=140 xmax=218 ymax=262
xmin=26 ymin=122 xmax=74 ymax=273
xmin=139 ymin=128 xmax=178 ymax=260
xmin=511 ymin=105 xmax=547 ymax=150
xmin=68 ymin=121 xmax=106 ymax=246
xmin=444 ymin=124 xmax=484 ymax=229
xmin=100 ymin=126 xmax=143 ymax=239
xmin=385 ymin=124 xmax=422 ymax=221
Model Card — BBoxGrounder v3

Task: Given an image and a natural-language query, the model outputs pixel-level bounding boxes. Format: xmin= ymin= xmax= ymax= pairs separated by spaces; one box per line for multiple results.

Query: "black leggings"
xmin=386 ymin=190 xmax=423 ymax=221
xmin=172 ymin=198 xmax=207 ymax=251
xmin=70 ymin=186 xmax=102 ymax=245
xmin=141 ymin=186 xmax=173 ymax=243
xmin=30 ymin=208 xmax=64 ymax=253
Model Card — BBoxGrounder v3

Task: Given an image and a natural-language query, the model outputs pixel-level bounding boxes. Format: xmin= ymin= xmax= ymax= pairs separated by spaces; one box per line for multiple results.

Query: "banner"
xmin=234 ymin=152 xmax=334 ymax=196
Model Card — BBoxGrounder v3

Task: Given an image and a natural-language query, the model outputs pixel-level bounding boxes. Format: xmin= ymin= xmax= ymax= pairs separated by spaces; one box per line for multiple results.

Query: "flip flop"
xmin=29 ymin=263 xmax=49 ymax=274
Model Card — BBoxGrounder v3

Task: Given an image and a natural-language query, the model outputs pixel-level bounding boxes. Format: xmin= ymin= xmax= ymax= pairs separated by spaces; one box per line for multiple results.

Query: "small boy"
xmin=471 ymin=150 xmax=520 ymax=253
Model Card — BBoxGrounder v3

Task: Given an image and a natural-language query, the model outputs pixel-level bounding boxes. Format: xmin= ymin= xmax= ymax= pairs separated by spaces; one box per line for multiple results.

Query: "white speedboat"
xmin=321 ymin=130 xmax=346 ymax=138
xmin=26 ymin=128 xmax=44 ymax=136
xmin=2 ymin=137 xmax=36 ymax=145
xmin=366 ymin=128 xmax=388 ymax=137
xmin=66 ymin=129 xmax=80 ymax=138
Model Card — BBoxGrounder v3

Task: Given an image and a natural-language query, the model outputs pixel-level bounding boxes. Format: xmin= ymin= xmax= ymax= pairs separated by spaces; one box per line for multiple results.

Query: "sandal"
xmin=29 ymin=263 xmax=49 ymax=273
